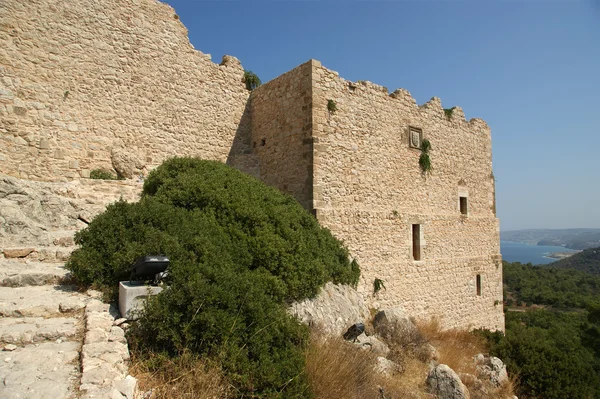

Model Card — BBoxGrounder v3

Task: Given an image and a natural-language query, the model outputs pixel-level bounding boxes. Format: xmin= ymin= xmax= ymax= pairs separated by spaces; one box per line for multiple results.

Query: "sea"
xmin=500 ymin=241 xmax=579 ymax=265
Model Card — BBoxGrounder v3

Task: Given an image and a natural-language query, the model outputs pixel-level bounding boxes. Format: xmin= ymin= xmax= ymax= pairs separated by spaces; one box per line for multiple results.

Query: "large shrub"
xmin=67 ymin=158 xmax=360 ymax=398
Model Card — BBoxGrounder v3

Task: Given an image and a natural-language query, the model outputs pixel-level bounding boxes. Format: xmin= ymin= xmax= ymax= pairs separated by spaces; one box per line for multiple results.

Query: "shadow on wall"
xmin=226 ymin=99 xmax=259 ymax=179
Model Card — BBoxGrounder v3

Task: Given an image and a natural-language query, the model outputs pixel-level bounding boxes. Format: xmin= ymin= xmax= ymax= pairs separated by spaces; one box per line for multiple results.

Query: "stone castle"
xmin=0 ymin=0 xmax=504 ymax=331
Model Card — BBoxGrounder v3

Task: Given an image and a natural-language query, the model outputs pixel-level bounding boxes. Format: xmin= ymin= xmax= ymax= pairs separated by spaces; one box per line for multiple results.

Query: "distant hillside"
xmin=501 ymin=228 xmax=600 ymax=250
xmin=549 ymin=246 xmax=600 ymax=274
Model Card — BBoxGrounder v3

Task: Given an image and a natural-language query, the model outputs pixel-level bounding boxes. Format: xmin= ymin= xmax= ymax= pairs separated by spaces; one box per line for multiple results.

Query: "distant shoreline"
xmin=546 ymin=251 xmax=581 ymax=260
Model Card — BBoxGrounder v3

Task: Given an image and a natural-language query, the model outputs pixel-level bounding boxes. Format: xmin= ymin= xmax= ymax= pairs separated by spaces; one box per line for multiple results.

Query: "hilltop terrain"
xmin=549 ymin=246 xmax=600 ymax=274
xmin=501 ymin=228 xmax=600 ymax=249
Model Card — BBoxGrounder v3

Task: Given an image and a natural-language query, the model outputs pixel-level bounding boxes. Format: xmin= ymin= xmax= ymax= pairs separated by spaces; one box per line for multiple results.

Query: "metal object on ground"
xmin=130 ymin=255 xmax=169 ymax=283
xmin=343 ymin=322 xmax=365 ymax=342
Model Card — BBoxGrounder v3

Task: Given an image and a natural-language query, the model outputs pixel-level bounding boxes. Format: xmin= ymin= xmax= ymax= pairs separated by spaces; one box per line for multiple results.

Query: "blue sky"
xmin=164 ymin=0 xmax=600 ymax=231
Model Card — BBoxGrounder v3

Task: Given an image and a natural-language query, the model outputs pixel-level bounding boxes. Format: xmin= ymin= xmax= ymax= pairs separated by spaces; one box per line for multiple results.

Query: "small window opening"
xmin=476 ymin=274 xmax=482 ymax=296
xmin=460 ymin=196 xmax=468 ymax=215
xmin=412 ymin=224 xmax=421 ymax=261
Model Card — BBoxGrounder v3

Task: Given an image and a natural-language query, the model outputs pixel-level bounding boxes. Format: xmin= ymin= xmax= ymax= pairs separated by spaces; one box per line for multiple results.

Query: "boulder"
xmin=374 ymin=356 xmax=402 ymax=377
xmin=474 ymin=354 xmax=508 ymax=387
xmin=289 ymin=282 xmax=370 ymax=336
xmin=354 ymin=333 xmax=390 ymax=357
xmin=427 ymin=364 xmax=470 ymax=399
xmin=110 ymin=147 xmax=145 ymax=179
xmin=372 ymin=307 xmax=420 ymax=344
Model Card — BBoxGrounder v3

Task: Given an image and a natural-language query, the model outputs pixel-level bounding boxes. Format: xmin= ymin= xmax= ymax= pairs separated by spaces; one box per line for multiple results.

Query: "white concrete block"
xmin=118 ymin=282 xmax=162 ymax=320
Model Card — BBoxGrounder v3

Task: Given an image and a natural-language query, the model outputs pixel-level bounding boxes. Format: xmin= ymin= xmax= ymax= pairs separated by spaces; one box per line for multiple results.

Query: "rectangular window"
xmin=412 ymin=224 xmax=421 ymax=261
xmin=476 ymin=274 xmax=482 ymax=296
xmin=460 ymin=196 xmax=468 ymax=215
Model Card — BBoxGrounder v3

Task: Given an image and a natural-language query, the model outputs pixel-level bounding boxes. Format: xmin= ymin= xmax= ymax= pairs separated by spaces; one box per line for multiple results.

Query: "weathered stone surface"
xmin=0 ymin=341 xmax=79 ymax=399
xmin=0 ymin=175 xmax=140 ymax=248
xmin=2 ymin=248 xmax=35 ymax=258
xmin=372 ymin=307 xmax=420 ymax=343
xmin=111 ymin=147 xmax=145 ymax=179
xmin=115 ymin=375 xmax=138 ymax=399
xmin=0 ymin=285 xmax=88 ymax=317
xmin=354 ymin=333 xmax=390 ymax=357
xmin=0 ymin=260 xmax=68 ymax=287
xmin=0 ymin=0 xmax=248 ymax=182
xmin=374 ymin=356 xmax=402 ymax=377
xmin=289 ymin=282 xmax=370 ymax=336
xmin=427 ymin=364 xmax=470 ymax=399
xmin=475 ymin=354 xmax=509 ymax=387
xmin=0 ymin=317 xmax=80 ymax=343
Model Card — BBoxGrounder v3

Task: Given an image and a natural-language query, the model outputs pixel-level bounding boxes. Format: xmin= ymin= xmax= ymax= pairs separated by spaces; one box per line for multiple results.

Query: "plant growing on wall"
xmin=444 ymin=107 xmax=455 ymax=119
xmin=327 ymin=99 xmax=337 ymax=114
xmin=419 ymin=139 xmax=432 ymax=173
xmin=373 ymin=278 xmax=386 ymax=295
xmin=243 ymin=70 xmax=261 ymax=91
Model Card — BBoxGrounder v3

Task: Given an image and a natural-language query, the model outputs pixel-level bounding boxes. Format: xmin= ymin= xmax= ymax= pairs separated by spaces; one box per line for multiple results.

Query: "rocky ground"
xmin=0 ymin=174 xmax=141 ymax=398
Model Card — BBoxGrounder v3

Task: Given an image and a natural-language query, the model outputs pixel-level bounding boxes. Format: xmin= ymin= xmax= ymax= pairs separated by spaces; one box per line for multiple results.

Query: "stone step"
xmin=0 ymin=260 xmax=69 ymax=287
xmin=0 ymin=285 xmax=89 ymax=317
xmin=0 ymin=341 xmax=80 ymax=399
xmin=1 ymin=246 xmax=77 ymax=262
xmin=0 ymin=316 xmax=81 ymax=344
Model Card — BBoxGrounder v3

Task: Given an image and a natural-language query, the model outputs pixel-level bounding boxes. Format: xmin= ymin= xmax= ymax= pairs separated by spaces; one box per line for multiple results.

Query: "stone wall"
xmin=248 ymin=62 xmax=314 ymax=209
xmin=0 ymin=0 xmax=250 ymax=181
xmin=309 ymin=61 xmax=504 ymax=331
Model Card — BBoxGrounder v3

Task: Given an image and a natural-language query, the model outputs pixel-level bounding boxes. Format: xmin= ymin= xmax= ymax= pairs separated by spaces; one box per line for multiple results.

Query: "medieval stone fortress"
xmin=0 ymin=0 xmax=503 ymax=395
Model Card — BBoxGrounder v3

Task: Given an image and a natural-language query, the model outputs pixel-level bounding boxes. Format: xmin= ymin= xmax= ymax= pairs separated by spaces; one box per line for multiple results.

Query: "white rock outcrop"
xmin=427 ymin=364 xmax=470 ymax=399
xmin=289 ymin=282 xmax=370 ymax=336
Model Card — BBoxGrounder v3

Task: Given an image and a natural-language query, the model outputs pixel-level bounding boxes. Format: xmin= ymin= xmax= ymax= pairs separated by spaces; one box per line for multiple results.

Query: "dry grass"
xmin=376 ymin=357 xmax=431 ymax=399
xmin=305 ymin=332 xmax=380 ymax=399
xmin=415 ymin=318 xmax=485 ymax=375
xmin=305 ymin=331 xmax=433 ymax=399
xmin=129 ymin=351 xmax=233 ymax=399
xmin=414 ymin=318 xmax=517 ymax=399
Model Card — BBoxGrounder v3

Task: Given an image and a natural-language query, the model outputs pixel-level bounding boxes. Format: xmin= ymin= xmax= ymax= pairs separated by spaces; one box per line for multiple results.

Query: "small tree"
xmin=243 ymin=70 xmax=261 ymax=90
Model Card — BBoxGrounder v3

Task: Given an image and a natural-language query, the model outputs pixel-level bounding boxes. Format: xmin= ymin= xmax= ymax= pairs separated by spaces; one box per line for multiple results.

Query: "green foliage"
xmin=487 ymin=261 xmax=600 ymax=398
xmin=89 ymin=169 xmax=121 ymax=180
xmin=67 ymin=158 xmax=360 ymax=398
xmin=478 ymin=310 xmax=600 ymax=399
xmin=551 ymin=247 xmax=600 ymax=273
xmin=373 ymin=278 xmax=386 ymax=295
xmin=327 ymin=99 xmax=337 ymax=114
xmin=418 ymin=153 xmax=431 ymax=173
xmin=504 ymin=261 xmax=600 ymax=308
xmin=419 ymin=139 xmax=432 ymax=173
xmin=243 ymin=70 xmax=262 ymax=91
xmin=443 ymin=107 xmax=455 ymax=119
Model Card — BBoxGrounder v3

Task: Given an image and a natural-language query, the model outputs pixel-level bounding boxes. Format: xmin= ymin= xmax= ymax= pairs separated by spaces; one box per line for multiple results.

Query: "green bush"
xmin=243 ymin=70 xmax=262 ymax=91
xmin=90 ymin=168 xmax=122 ymax=180
xmin=67 ymin=157 xmax=360 ymax=398
xmin=478 ymin=310 xmax=600 ymax=399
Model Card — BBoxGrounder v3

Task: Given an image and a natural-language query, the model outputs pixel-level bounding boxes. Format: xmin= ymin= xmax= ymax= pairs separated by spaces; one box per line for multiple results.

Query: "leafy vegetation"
xmin=503 ymin=261 xmax=600 ymax=308
xmin=327 ymin=99 xmax=337 ymax=114
xmin=419 ymin=139 xmax=432 ymax=173
xmin=551 ymin=246 xmax=600 ymax=274
xmin=478 ymin=261 xmax=600 ymax=398
xmin=479 ymin=311 xmax=600 ymax=399
xmin=90 ymin=168 xmax=122 ymax=180
xmin=243 ymin=70 xmax=261 ymax=91
xmin=67 ymin=157 xmax=360 ymax=398
xmin=443 ymin=107 xmax=455 ymax=119
xmin=373 ymin=278 xmax=385 ymax=295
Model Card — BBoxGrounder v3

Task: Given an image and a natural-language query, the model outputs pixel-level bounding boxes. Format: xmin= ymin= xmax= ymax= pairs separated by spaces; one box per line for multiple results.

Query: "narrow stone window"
xmin=476 ymin=274 xmax=482 ymax=296
xmin=460 ymin=196 xmax=468 ymax=215
xmin=412 ymin=224 xmax=421 ymax=261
